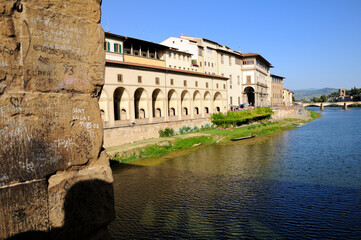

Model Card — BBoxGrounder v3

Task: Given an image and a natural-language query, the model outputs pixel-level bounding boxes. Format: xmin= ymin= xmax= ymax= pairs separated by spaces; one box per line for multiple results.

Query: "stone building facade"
xmin=270 ymin=74 xmax=285 ymax=106
xmin=101 ymin=33 xmax=228 ymax=128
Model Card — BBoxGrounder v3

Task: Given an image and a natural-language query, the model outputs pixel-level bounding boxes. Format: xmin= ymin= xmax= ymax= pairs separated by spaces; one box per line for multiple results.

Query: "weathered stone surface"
xmin=0 ymin=0 xmax=113 ymax=239
xmin=48 ymin=165 xmax=114 ymax=228
xmin=0 ymin=180 xmax=49 ymax=239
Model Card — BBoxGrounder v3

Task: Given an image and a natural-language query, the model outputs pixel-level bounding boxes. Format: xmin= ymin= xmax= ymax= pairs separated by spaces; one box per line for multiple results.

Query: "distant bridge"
xmin=303 ymin=101 xmax=361 ymax=110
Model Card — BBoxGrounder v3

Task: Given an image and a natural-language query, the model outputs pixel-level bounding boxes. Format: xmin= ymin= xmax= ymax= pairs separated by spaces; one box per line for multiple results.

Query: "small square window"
xmin=223 ymin=84 xmax=226 ymax=89
xmin=184 ymin=80 xmax=187 ymax=87
xmin=195 ymin=81 xmax=198 ymax=87
xmin=206 ymin=82 xmax=209 ymax=88
xmin=138 ymin=76 xmax=142 ymax=83
xmin=170 ymin=79 xmax=174 ymax=85
xmin=216 ymin=83 xmax=219 ymax=88
xmin=155 ymin=77 xmax=160 ymax=85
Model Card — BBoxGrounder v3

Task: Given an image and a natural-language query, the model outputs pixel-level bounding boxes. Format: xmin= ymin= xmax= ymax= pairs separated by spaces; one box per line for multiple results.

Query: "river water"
xmin=109 ymin=108 xmax=361 ymax=239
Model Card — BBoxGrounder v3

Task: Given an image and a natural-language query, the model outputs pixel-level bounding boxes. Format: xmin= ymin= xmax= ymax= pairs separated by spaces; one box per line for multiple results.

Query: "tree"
xmin=320 ymin=95 xmax=328 ymax=102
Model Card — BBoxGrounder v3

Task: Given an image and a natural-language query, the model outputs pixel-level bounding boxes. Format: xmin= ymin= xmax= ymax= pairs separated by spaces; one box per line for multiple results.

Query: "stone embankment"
xmin=0 ymin=1 xmax=114 ymax=239
xmin=108 ymin=107 xmax=317 ymax=164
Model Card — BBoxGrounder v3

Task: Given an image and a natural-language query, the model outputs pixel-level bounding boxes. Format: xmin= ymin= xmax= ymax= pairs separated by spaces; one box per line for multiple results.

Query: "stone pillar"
xmin=320 ymin=103 xmax=324 ymax=110
xmin=177 ymin=97 xmax=182 ymax=120
xmin=148 ymin=97 xmax=153 ymax=123
xmin=129 ymin=97 xmax=135 ymax=122
xmin=109 ymin=97 xmax=115 ymax=126
xmin=343 ymin=102 xmax=347 ymax=110
xmin=0 ymin=1 xmax=114 ymax=239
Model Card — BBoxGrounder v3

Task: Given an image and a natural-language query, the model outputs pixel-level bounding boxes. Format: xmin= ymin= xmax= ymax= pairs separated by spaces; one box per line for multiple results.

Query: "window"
xmin=195 ymin=81 xmax=198 ymax=87
xmin=113 ymin=43 xmax=121 ymax=53
xmin=106 ymin=42 xmax=110 ymax=51
xmin=243 ymin=60 xmax=254 ymax=65
xmin=229 ymin=75 xmax=232 ymax=84
xmin=246 ymin=76 xmax=251 ymax=84
xmin=229 ymin=56 xmax=232 ymax=66
xmin=221 ymin=54 xmax=224 ymax=64
xmin=170 ymin=79 xmax=174 ymax=85
xmin=169 ymin=65 xmax=172 ymax=68
xmin=184 ymin=80 xmax=187 ymax=87
xmin=200 ymin=62 xmax=202 ymax=67
xmin=117 ymin=74 xmax=123 ymax=82
xmin=155 ymin=77 xmax=160 ymax=85
xmin=208 ymin=62 xmax=210 ymax=67
xmin=206 ymin=82 xmax=209 ymax=88
xmin=168 ymin=52 xmax=171 ymax=57
xmin=204 ymin=61 xmax=207 ymax=66
xmin=230 ymin=97 xmax=233 ymax=104
xmin=211 ymin=63 xmax=214 ymax=67
xmin=237 ymin=76 xmax=240 ymax=85
xmin=138 ymin=76 xmax=142 ymax=83
xmin=216 ymin=83 xmax=219 ymax=88
xmin=223 ymin=84 xmax=226 ymax=89
xmin=230 ymin=84 xmax=232 ymax=89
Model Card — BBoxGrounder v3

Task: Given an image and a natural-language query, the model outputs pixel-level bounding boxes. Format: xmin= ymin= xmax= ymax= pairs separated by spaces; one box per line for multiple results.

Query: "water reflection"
xmin=109 ymin=108 xmax=361 ymax=239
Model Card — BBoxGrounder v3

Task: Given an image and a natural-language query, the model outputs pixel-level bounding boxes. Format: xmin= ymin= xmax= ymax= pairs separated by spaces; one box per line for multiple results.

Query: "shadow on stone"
xmin=7 ymin=179 xmax=114 ymax=240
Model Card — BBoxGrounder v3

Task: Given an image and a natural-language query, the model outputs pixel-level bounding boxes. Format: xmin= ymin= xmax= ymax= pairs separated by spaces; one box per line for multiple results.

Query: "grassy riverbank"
xmin=109 ymin=110 xmax=321 ymax=165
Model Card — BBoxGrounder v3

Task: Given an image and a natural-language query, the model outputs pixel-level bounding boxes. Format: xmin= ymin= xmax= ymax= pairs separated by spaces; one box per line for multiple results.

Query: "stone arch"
xmin=113 ymin=87 xmax=130 ymax=120
xmin=181 ymin=90 xmax=191 ymax=116
xmin=213 ymin=92 xmax=222 ymax=113
xmin=193 ymin=90 xmax=201 ymax=116
xmin=244 ymin=86 xmax=255 ymax=106
xmin=134 ymin=88 xmax=148 ymax=119
xmin=152 ymin=89 xmax=164 ymax=118
xmin=168 ymin=89 xmax=178 ymax=116
xmin=204 ymin=91 xmax=212 ymax=114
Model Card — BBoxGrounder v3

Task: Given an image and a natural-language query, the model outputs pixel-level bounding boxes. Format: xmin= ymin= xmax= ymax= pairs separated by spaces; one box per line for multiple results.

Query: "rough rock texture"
xmin=0 ymin=0 xmax=114 ymax=239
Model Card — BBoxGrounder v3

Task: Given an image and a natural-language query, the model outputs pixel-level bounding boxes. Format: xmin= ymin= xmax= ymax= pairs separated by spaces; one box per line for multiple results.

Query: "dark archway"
xmin=134 ymin=88 xmax=147 ymax=119
xmin=114 ymin=87 xmax=127 ymax=120
xmin=244 ymin=87 xmax=255 ymax=106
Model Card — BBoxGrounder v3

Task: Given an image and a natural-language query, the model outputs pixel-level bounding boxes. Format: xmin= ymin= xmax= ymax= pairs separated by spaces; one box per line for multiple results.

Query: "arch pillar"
xmin=320 ymin=103 xmax=324 ymax=111
xmin=129 ymin=97 xmax=135 ymax=122
xmin=147 ymin=97 xmax=153 ymax=123
xmin=108 ymin=98 xmax=115 ymax=126
xmin=343 ymin=102 xmax=347 ymax=110
xmin=164 ymin=96 xmax=169 ymax=121
xmin=177 ymin=97 xmax=182 ymax=120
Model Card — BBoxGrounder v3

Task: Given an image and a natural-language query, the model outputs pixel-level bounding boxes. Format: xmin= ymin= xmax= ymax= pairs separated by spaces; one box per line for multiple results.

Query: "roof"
xmin=270 ymin=74 xmax=285 ymax=79
xmin=106 ymin=59 xmax=228 ymax=80
xmin=105 ymin=32 xmax=169 ymax=50
xmin=241 ymin=53 xmax=273 ymax=67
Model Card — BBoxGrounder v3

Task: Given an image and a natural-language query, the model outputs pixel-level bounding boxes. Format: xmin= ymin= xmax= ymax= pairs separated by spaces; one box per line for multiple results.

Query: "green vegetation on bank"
xmin=211 ymin=107 xmax=273 ymax=127
xmin=110 ymin=110 xmax=320 ymax=165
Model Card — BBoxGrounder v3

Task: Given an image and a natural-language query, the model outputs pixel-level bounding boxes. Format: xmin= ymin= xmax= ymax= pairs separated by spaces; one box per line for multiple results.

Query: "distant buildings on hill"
xmin=99 ymin=32 xmax=293 ymax=127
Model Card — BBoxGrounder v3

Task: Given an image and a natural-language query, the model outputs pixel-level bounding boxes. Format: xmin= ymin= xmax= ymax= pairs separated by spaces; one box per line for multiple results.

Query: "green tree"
xmin=320 ymin=95 xmax=328 ymax=102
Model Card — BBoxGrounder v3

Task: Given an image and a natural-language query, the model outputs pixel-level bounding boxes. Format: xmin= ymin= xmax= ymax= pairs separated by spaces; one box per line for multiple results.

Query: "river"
xmin=109 ymin=107 xmax=361 ymax=239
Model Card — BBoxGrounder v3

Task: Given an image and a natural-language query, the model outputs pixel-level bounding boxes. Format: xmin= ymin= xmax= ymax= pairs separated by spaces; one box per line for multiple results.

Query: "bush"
xmin=211 ymin=107 xmax=273 ymax=128
xmin=158 ymin=127 xmax=175 ymax=137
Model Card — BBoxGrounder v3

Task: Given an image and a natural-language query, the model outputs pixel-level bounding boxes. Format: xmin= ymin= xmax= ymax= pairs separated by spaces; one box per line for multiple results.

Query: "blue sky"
xmin=101 ymin=0 xmax=361 ymax=90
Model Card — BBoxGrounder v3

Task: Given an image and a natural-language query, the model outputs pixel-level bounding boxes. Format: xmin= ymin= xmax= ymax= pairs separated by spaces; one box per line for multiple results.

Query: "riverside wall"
xmin=104 ymin=107 xmax=306 ymax=148
xmin=271 ymin=106 xmax=307 ymax=119
xmin=104 ymin=118 xmax=211 ymax=147
xmin=0 ymin=1 xmax=114 ymax=239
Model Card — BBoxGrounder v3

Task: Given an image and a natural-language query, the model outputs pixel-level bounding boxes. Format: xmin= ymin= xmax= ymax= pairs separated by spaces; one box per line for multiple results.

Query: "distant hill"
xmin=293 ymin=88 xmax=338 ymax=100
